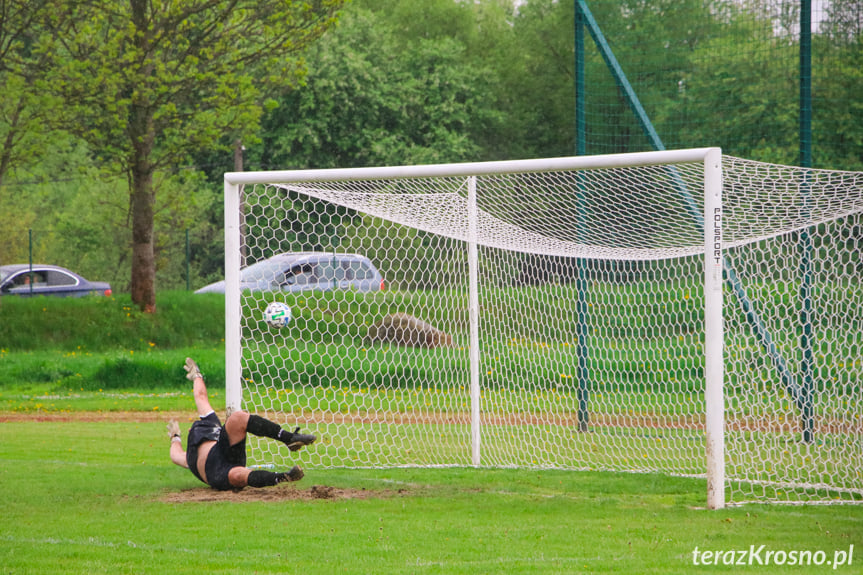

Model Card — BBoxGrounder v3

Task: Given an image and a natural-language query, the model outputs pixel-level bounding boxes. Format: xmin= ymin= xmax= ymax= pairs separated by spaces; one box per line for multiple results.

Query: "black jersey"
xmin=184 ymin=412 xmax=247 ymax=489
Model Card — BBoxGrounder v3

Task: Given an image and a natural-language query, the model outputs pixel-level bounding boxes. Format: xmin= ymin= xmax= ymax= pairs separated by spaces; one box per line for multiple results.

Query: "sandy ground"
xmin=160 ymin=483 xmax=398 ymax=503
xmin=1 ymin=409 xmax=408 ymax=503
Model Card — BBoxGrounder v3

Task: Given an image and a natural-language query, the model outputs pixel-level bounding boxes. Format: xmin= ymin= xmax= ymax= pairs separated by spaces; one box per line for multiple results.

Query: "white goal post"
xmin=223 ymin=148 xmax=863 ymax=509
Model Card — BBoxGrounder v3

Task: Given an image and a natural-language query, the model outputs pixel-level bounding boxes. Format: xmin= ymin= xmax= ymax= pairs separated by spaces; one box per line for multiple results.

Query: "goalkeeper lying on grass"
xmin=167 ymin=358 xmax=316 ymax=490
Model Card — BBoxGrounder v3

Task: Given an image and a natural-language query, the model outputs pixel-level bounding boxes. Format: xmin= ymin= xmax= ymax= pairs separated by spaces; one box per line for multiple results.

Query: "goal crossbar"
xmin=224 ymin=148 xmax=720 ymax=185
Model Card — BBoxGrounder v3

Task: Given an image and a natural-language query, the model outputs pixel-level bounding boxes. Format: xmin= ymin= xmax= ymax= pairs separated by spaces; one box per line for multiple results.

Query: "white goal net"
xmin=223 ymin=149 xmax=863 ymax=507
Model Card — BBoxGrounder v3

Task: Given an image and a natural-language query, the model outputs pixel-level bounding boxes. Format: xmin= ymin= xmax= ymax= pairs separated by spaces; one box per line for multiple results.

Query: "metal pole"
xmin=574 ymin=0 xmax=590 ymax=432
xmin=185 ymin=229 xmax=190 ymax=291
xmin=798 ymin=0 xmax=814 ymax=443
xmin=704 ymin=149 xmax=725 ymax=510
xmin=800 ymin=0 xmax=813 ymax=170
xmin=224 ymin=177 xmax=243 ymax=415
xmin=575 ymin=0 xmax=585 ymax=157
xmin=28 ymin=229 xmax=33 ymax=295
xmin=467 ymin=176 xmax=481 ymax=466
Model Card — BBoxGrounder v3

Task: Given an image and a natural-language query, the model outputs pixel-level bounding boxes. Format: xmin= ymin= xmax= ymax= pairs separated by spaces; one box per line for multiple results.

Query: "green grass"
xmin=1 ymin=289 xmax=862 ymax=572
xmin=1 ymin=419 xmax=861 ymax=574
xmin=0 ymin=291 xmax=225 ymax=351
xmin=3 ymin=284 xmax=861 ymax=396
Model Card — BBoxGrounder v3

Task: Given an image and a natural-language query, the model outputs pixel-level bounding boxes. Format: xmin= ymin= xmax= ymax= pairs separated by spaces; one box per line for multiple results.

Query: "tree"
xmin=0 ymin=1 xmax=73 ymax=264
xmin=242 ymin=2 xmax=505 ymax=289
xmin=252 ymin=2 xmax=503 ymax=170
xmin=38 ymin=0 xmax=343 ymax=311
xmin=816 ymin=0 xmax=863 ymax=170
xmin=0 ymin=0 xmax=64 ymax=191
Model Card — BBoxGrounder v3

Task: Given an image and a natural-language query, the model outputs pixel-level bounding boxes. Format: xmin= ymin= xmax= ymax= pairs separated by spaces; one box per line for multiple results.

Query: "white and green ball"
xmin=263 ymin=301 xmax=292 ymax=328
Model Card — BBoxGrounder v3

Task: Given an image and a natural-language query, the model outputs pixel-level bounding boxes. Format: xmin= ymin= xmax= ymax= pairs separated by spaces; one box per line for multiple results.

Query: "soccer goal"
xmin=222 ymin=148 xmax=863 ymax=508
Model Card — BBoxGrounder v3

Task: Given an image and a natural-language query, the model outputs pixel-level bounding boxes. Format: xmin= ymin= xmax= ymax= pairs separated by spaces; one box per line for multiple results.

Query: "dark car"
xmin=195 ymin=252 xmax=385 ymax=294
xmin=0 ymin=264 xmax=112 ymax=298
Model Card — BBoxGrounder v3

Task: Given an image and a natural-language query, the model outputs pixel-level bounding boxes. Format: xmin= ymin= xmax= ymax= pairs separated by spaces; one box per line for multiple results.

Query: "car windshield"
xmin=0 ymin=269 xmax=10 ymax=283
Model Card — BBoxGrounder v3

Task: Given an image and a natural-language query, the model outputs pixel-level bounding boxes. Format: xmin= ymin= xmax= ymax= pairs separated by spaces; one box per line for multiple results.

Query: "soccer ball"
xmin=263 ymin=302 xmax=292 ymax=328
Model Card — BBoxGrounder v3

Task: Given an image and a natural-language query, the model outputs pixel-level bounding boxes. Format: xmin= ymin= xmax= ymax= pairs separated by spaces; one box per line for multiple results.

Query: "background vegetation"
xmin=1 ymin=0 xmax=859 ymax=302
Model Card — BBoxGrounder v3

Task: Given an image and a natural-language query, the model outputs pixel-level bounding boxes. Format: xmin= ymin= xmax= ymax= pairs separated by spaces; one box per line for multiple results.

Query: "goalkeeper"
xmin=167 ymin=358 xmax=316 ymax=490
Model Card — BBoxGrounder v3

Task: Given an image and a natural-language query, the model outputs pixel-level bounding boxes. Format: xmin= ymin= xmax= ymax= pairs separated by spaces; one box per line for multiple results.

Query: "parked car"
xmin=195 ymin=252 xmax=385 ymax=294
xmin=0 ymin=264 xmax=112 ymax=298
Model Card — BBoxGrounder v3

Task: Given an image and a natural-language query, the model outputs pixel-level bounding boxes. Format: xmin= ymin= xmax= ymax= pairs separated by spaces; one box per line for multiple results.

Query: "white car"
xmin=195 ymin=252 xmax=385 ymax=294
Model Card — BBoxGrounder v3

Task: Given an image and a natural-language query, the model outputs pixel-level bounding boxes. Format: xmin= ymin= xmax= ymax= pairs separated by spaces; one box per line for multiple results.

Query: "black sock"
xmin=247 ymin=414 xmax=285 ymax=440
xmin=247 ymin=470 xmax=281 ymax=487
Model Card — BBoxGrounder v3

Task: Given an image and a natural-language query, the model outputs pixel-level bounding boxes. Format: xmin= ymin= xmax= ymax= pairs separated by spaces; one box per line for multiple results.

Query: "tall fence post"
xmin=28 ymin=229 xmax=34 ymax=295
xmin=798 ymin=0 xmax=815 ymax=444
xmin=574 ymin=0 xmax=591 ymax=432
xmin=467 ymin=175 xmax=481 ymax=466
xmin=185 ymin=229 xmax=191 ymax=291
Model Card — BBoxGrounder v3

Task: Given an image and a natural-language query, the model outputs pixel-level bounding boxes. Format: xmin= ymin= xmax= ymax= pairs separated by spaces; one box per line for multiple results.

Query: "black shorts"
xmin=185 ymin=412 xmax=247 ymax=491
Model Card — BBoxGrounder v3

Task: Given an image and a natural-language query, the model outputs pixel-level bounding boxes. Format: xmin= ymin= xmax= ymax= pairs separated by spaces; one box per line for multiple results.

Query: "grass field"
xmin=2 ymin=410 xmax=862 ymax=574
xmin=1 ymin=292 xmax=862 ymax=572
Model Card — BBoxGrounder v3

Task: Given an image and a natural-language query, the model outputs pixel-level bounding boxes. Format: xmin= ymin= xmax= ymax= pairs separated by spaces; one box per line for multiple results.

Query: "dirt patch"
xmin=4 ymin=409 xmax=859 ymax=436
xmin=0 ymin=410 xmax=190 ymax=423
xmin=160 ymin=484 xmax=400 ymax=503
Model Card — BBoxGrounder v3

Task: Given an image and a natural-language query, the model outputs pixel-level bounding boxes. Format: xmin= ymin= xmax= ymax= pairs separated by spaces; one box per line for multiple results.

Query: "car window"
xmin=338 ymin=260 xmax=354 ymax=280
xmin=330 ymin=261 xmax=347 ymax=281
xmin=312 ymin=260 xmax=341 ymax=282
xmin=45 ymin=270 xmax=78 ymax=287
xmin=241 ymin=260 xmax=286 ymax=283
xmin=11 ymin=271 xmax=47 ymax=287
xmin=285 ymin=263 xmax=323 ymax=286
xmin=347 ymin=260 xmax=373 ymax=280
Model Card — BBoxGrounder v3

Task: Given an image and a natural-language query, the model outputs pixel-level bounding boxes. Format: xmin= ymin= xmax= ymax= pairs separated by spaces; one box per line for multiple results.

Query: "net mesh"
xmin=580 ymin=0 xmax=860 ymax=172
xmin=236 ymin=154 xmax=863 ymax=504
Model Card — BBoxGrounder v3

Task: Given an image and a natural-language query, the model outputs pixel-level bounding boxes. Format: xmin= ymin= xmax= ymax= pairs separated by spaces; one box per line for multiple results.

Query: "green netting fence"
xmin=576 ymin=0 xmax=860 ymax=171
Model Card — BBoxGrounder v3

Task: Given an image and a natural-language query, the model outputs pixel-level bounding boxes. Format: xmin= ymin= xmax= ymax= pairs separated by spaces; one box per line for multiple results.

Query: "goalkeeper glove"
xmin=167 ymin=419 xmax=181 ymax=441
xmin=183 ymin=357 xmax=203 ymax=381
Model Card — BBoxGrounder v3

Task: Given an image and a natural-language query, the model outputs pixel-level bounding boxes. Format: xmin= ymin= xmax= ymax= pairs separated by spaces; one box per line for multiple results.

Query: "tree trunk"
xmin=128 ymin=123 xmax=156 ymax=312
xmin=128 ymin=0 xmax=156 ymax=313
xmin=130 ymin=167 xmax=156 ymax=312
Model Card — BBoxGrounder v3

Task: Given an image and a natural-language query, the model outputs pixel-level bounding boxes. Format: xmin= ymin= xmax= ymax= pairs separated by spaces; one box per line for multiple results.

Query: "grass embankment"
xmin=0 ymin=291 xmax=225 ymax=411
xmin=1 ymin=285 xmax=703 ymax=410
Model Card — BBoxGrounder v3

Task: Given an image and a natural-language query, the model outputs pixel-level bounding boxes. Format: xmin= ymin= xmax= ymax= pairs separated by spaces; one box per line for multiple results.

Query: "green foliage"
xmin=86 ymin=352 xmax=223 ymax=392
xmin=7 ymin=0 xmax=345 ymax=308
xmin=503 ymin=0 xmax=584 ymax=158
xmin=3 ymin=276 xmax=861 ymax=398
xmin=40 ymin=0 xmax=344 ymax=170
xmin=0 ymin=1 xmax=67 ymax=191
xmin=1 ymin=0 xmax=862 ymax=298
xmin=0 ymin=348 xmax=224 ymax=396
xmin=581 ymin=0 xmax=863 ymax=168
xmin=813 ymin=29 xmax=863 ymax=170
xmin=253 ymin=2 xmax=503 ymax=170
xmin=0 ymin=291 xmax=224 ymax=351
